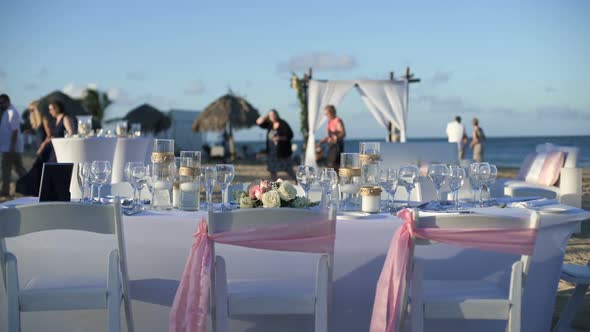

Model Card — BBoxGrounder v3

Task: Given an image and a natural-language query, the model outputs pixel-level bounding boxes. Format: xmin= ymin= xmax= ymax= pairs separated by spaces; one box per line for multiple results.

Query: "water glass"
xmin=360 ymin=142 xmax=381 ymax=155
xmin=296 ymin=165 xmax=316 ymax=200
xmin=216 ymin=164 xmax=235 ymax=211
xmin=91 ymin=160 xmax=112 ymax=204
xmin=319 ymin=168 xmax=338 ymax=208
xmin=125 ymin=162 xmax=146 ymax=206
xmin=379 ymin=168 xmax=398 ymax=212
xmin=398 ymin=165 xmax=418 ymax=208
xmin=77 ymin=116 xmax=92 ymax=137
xmin=77 ymin=162 xmax=91 ymax=203
xmin=202 ymin=166 xmax=217 ymax=211
xmin=428 ymin=164 xmax=450 ymax=204
xmin=131 ymin=123 xmax=142 ymax=137
xmin=115 ymin=121 xmax=128 ymax=137
xmin=448 ymin=165 xmax=466 ymax=209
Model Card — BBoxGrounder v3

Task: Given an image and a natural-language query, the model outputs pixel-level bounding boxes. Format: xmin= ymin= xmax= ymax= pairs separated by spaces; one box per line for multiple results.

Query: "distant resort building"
xmin=157 ymin=109 xmax=205 ymax=152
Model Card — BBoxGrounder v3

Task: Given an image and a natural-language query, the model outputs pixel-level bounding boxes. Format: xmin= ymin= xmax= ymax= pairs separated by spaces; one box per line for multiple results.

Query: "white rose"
xmin=277 ymin=181 xmax=297 ymax=201
xmin=261 ymin=190 xmax=282 ymax=208
xmin=239 ymin=193 xmax=255 ymax=209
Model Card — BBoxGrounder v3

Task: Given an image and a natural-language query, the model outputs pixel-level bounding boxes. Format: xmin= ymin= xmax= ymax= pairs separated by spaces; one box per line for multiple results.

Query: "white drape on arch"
xmin=305 ymin=79 xmax=409 ymax=167
xmin=305 ymin=80 xmax=355 ymax=167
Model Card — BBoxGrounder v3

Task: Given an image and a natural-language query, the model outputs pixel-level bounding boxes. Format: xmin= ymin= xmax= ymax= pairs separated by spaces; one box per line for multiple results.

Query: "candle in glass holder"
xmin=178 ymin=151 xmax=201 ymax=211
xmin=151 ymin=139 xmax=175 ymax=210
xmin=360 ymin=186 xmax=382 ymax=213
xmin=339 ymin=153 xmax=361 ymax=211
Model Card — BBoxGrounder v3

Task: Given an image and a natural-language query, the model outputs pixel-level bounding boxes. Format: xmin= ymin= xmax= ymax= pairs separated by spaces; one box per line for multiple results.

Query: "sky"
xmin=1 ymin=0 xmax=589 ymax=141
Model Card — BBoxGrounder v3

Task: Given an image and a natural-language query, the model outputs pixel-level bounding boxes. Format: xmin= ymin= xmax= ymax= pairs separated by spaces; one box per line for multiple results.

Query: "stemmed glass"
xmin=477 ymin=163 xmax=491 ymax=206
xmin=77 ymin=162 xmax=91 ymax=203
xmin=202 ymin=166 xmax=217 ymax=211
xmin=428 ymin=164 xmax=450 ymax=206
xmin=379 ymin=168 xmax=398 ymax=212
xmin=398 ymin=165 xmax=418 ymax=208
xmin=125 ymin=162 xmax=146 ymax=207
xmin=144 ymin=165 xmax=154 ymax=209
xmin=448 ymin=165 xmax=466 ymax=209
xmin=296 ymin=165 xmax=316 ymax=200
xmin=481 ymin=164 xmax=497 ymax=206
xmin=318 ymin=168 xmax=338 ymax=208
xmin=215 ymin=164 xmax=235 ymax=211
xmin=469 ymin=163 xmax=481 ymax=205
xmin=91 ymin=160 xmax=112 ymax=204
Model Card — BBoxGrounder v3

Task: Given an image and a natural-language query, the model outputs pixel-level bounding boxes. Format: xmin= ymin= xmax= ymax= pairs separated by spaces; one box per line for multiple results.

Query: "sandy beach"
xmin=1 ymin=154 xmax=589 ymax=330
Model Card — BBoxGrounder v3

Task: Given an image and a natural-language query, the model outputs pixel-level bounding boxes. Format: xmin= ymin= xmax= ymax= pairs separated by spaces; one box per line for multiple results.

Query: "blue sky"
xmin=1 ymin=0 xmax=589 ymax=141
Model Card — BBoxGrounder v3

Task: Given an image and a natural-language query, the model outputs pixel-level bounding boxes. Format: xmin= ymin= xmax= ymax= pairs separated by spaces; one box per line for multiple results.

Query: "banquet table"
xmin=0 ymin=198 xmax=588 ymax=332
xmin=52 ymin=137 xmax=151 ymax=198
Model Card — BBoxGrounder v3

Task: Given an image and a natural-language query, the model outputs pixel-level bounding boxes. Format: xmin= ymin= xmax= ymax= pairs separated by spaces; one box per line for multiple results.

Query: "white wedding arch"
xmin=305 ymin=77 xmax=412 ymax=167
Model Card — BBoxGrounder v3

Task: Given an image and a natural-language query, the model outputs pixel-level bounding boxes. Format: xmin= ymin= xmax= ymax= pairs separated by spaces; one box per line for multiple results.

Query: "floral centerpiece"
xmin=237 ymin=179 xmax=319 ymax=209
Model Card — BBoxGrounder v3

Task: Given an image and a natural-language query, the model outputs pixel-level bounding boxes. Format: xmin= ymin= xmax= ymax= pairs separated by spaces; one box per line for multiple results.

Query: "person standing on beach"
xmin=256 ymin=109 xmax=297 ymax=181
xmin=320 ymin=105 xmax=346 ymax=172
xmin=446 ymin=115 xmax=466 ymax=159
xmin=0 ymin=94 xmax=26 ymax=197
xmin=470 ymin=117 xmax=486 ymax=162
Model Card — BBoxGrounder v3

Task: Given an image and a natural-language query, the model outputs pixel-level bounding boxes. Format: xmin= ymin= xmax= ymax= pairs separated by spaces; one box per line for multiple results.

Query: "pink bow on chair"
xmin=370 ymin=209 xmax=537 ymax=332
xmin=169 ymin=217 xmax=335 ymax=332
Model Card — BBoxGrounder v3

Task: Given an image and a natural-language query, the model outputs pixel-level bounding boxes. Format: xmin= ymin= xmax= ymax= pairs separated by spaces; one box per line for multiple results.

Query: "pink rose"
xmin=249 ymin=185 xmax=261 ymax=200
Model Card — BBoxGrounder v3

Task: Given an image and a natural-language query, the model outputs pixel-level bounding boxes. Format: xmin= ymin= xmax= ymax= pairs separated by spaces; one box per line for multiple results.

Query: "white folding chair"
xmin=553 ymin=259 xmax=590 ymax=332
xmin=208 ymin=207 xmax=336 ymax=332
xmin=0 ymin=202 xmax=134 ymax=332
xmin=409 ymin=210 xmax=540 ymax=332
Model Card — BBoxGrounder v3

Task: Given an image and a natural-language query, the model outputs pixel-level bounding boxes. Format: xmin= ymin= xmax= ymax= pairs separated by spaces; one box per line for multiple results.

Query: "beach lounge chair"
xmin=496 ymin=144 xmax=582 ymax=208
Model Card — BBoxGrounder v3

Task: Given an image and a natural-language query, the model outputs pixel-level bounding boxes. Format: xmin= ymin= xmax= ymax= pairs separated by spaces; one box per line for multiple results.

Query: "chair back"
xmin=413 ymin=210 xmax=540 ymax=279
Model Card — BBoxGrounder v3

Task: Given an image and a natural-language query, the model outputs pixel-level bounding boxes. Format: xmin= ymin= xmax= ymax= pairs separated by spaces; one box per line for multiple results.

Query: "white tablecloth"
xmin=111 ymin=138 xmax=152 ymax=183
xmin=1 ymin=198 xmax=588 ymax=332
xmin=52 ymin=137 xmax=151 ymax=198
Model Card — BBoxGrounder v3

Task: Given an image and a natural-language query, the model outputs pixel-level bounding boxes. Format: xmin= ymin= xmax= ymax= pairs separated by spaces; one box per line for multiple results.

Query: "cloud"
xmin=413 ymin=94 xmax=480 ymax=114
xmin=37 ymin=68 xmax=49 ymax=78
xmin=183 ymin=81 xmax=206 ymax=96
xmin=536 ymin=105 xmax=590 ymax=120
xmin=544 ymin=86 xmax=558 ymax=93
xmin=62 ymin=82 xmax=99 ymax=98
xmin=428 ymin=71 xmax=452 ymax=88
xmin=24 ymin=82 xmax=39 ymax=91
xmin=277 ymin=53 xmax=357 ymax=73
xmin=127 ymin=71 xmax=146 ymax=81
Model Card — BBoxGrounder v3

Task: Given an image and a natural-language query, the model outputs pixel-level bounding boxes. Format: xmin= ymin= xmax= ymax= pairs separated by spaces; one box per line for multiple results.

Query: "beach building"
xmin=157 ymin=109 xmax=205 ymax=152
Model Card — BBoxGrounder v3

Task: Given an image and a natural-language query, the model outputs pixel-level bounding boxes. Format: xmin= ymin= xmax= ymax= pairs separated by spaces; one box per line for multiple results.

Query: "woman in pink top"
xmin=320 ymin=105 xmax=346 ymax=171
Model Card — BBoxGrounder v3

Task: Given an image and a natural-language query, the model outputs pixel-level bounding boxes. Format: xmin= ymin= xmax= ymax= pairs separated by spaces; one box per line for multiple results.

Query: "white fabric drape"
xmin=356 ymin=80 xmax=408 ymax=142
xmin=305 ymin=80 xmax=355 ymax=167
xmin=305 ymin=79 xmax=409 ymax=166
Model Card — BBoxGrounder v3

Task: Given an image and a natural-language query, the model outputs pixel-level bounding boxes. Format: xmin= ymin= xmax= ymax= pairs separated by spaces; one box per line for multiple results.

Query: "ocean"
xmin=234 ymin=135 xmax=590 ymax=168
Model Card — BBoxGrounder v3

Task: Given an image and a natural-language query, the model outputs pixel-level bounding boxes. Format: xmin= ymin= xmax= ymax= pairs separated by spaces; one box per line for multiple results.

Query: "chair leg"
xmin=553 ymin=283 xmax=589 ymax=332
xmin=410 ymin=259 xmax=424 ymax=332
xmin=6 ymin=253 xmax=21 ymax=332
xmin=214 ymin=256 xmax=229 ymax=332
xmin=108 ymin=250 xmax=122 ymax=332
xmin=507 ymin=261 xmax=523 ymax=332
xmin=315 ymin=255 xmax=329 ymax=332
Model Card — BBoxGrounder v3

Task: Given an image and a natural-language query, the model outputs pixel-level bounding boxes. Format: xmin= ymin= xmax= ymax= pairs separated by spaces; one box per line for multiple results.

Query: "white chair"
xmin=208 ymin=207 xmax=336 ymax=332
xmin=553 ymin=259 xmax=590 ymax=332
xmin=0 ymin=202 xmax=134 ymax=332
xmin=408 ymin=210 xmax=540 ymax=332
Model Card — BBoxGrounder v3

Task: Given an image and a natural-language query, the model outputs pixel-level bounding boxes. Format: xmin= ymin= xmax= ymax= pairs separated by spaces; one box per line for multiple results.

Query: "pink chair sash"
xmin=369 ymin=209 xmax=537 ymax=332
xmin=169 ymin=217 xmax=335 ymax=332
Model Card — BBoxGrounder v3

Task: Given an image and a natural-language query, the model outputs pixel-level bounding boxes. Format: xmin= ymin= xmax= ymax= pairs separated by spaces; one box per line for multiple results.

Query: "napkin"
xmin=509 ymin=198 xmax=559 ymax=209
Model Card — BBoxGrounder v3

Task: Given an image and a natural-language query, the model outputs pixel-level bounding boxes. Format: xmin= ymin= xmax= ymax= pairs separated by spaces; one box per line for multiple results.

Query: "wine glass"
xmin=398 ymin=165 xmax=418 ymax=208
xmin=77 ymin=162 xmax=91 ymax=203
xmin=215 ymin=164 xmax=235 ymax=211
xmin=482 ymin=164 xmax=498 ymax=206
xmin=202 ymin=166 xmax=217 ymax=211
xmin=477 ymin=162 xmax=491 ymax=206
xmin=469 ymin=163 xmax=481 ymax=205
xmin=125 ymin=162 xmax=145 ymax=204
xmin=318 ymin=168 xmax=338 ymax=208
xmin=143 ymin=165 xmax=153 ymax=209
xmin=296 ymin=165 xmax=316 ymax=200
xmin=428 ymin=164 xmax=450 ymax=206
xmin=448 ymin=165 xmax=466 ymax=209
xmin=91 ymin=160 xmax=112 ymax=204
xmin=379 ymin=168 xmax=398 ymax=212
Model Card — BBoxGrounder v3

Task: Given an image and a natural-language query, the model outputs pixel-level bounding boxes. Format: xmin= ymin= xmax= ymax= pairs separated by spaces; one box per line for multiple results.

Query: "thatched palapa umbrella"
xmin=37 ymin=91 xmax=90 ymax=118
xmin=192 ymin=94 xmax=260 ymax=159
xmin=124 ymin=103 xmax=171 ymax=134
